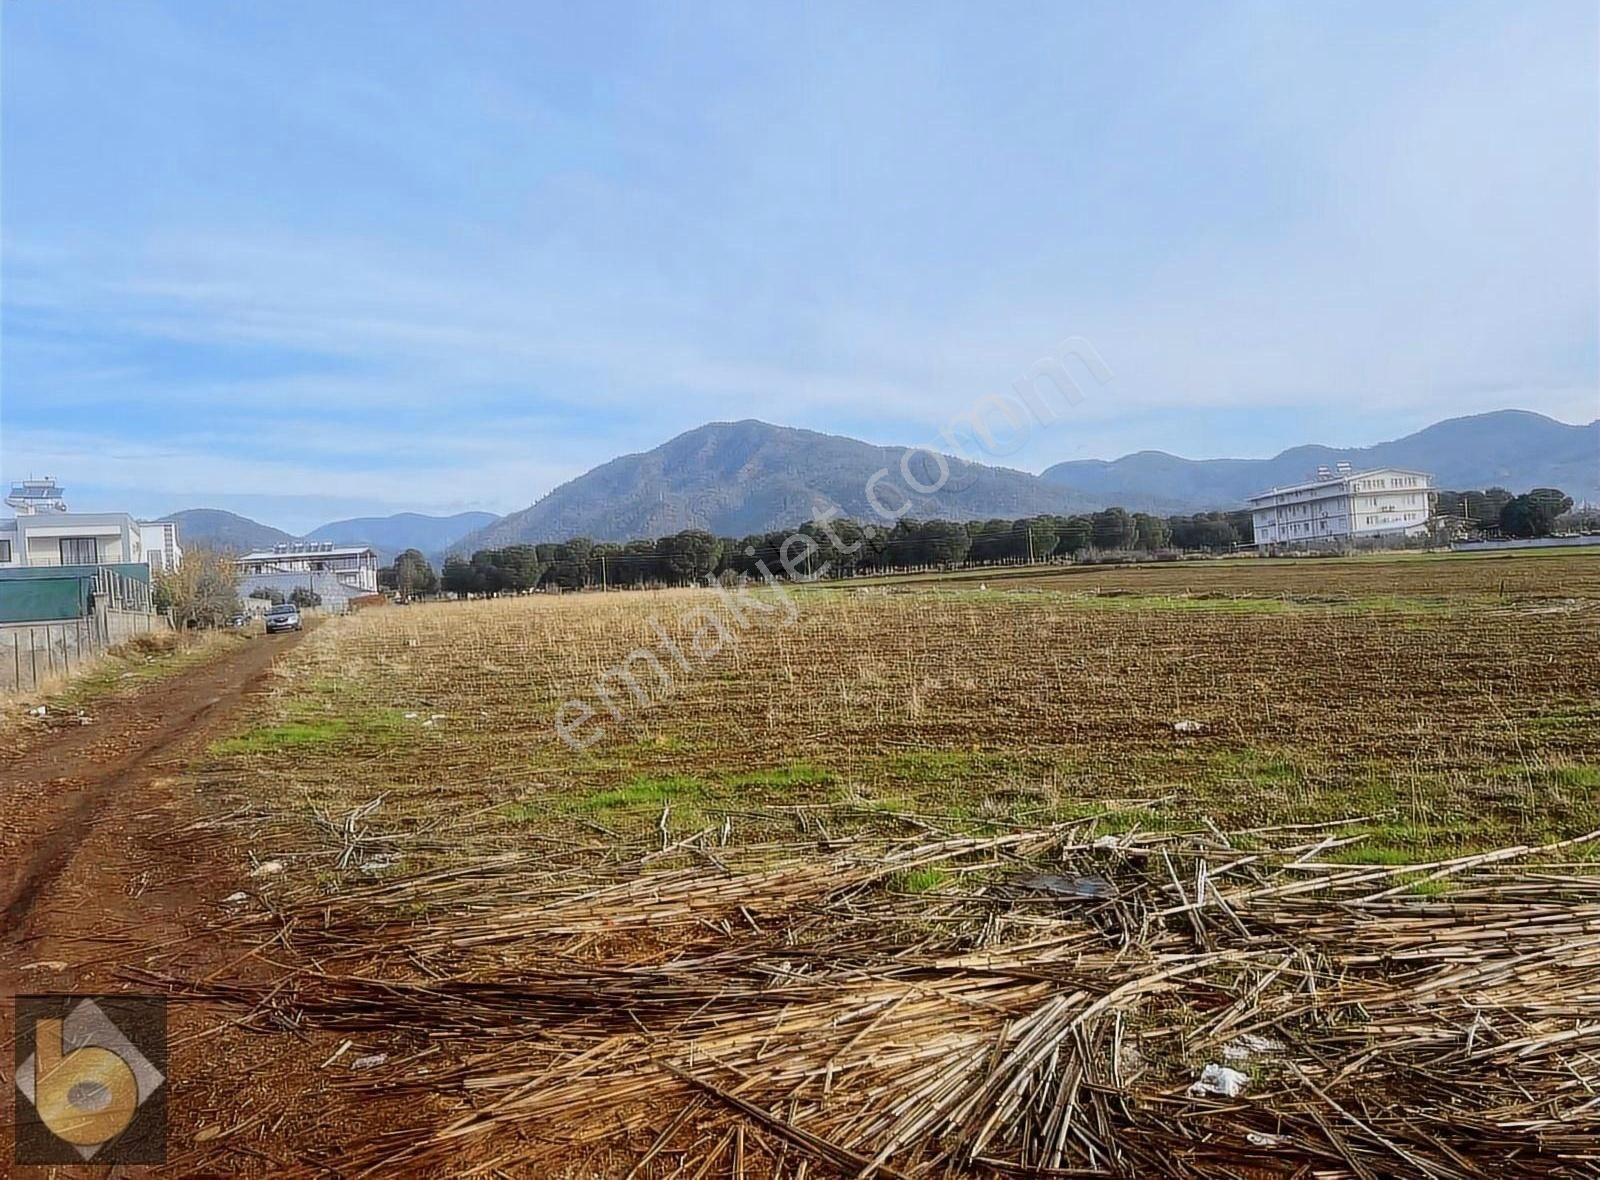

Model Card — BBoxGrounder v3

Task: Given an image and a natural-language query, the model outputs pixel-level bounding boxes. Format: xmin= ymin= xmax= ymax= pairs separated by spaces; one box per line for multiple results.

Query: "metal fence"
xmin=0 ymin=609 xmax=162 ymax=694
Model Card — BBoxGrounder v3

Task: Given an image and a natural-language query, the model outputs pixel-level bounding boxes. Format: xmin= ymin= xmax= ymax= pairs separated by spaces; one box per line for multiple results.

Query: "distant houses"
xmin=1247 ymin=465 xmax=1433 ymax=549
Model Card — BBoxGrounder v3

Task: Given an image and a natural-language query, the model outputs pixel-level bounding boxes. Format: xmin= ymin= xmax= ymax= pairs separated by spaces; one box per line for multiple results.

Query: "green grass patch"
xmin=889 ymin=867 xmax=949 ymax=894
xmin=1323 ymin=819 xmax=1491 ymax=865
xmin=1206 ymin=749 xmax=1305 ymax=787
xmin=1327 ymin=842 xmax=1419 ymax=866
xmin=724 ymin=762 xmax=837 ymax=790
xmin=883 ymin=749 xmax=1016 ymax=785
xmin=573 ymin=774 xmax=708 ymax=813
xmin=210 ymin=707 xmax=410 ymax=757
xmin=1550 ymin=764 xmax=1600 ymax=790
xmin=1067 ymin=592 xmax=1296 ymax=615
xmin=1526 ymin=703 xmax=1600 ymax=736
xmin=1340 ymin=594 xmax=1453 ymax=615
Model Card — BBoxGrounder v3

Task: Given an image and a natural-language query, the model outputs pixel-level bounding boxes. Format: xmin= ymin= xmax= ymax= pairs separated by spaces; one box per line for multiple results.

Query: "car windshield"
xmin=267 ymin=605 xmax=297 ymax=616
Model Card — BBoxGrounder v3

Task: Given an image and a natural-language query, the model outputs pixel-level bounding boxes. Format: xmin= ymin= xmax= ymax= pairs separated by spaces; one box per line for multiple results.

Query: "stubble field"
xmin=176 ymin=550 xmax=1600 ymax=1177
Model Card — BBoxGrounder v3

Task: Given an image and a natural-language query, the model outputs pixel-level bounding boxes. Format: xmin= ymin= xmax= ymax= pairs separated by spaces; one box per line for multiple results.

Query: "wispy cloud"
xmin=2 ymin=0 xmax=1595 ymax=516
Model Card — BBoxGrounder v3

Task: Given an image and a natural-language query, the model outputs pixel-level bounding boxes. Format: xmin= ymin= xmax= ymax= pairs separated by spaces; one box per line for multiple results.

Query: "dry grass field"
xmin=176 ymin=550 xmax=1600 ymax=1177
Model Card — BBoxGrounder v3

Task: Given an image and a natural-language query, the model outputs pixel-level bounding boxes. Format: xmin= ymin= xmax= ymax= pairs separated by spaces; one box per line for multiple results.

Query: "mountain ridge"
xmin=158 ymin=409 xmax=1596 ymax=556
xmin=1041 ymin=410 xmax=1598 ymax=509
xmin=450 ymin=419 xmax=1113 ymax=551
xmin=307 ymin=511 xmax=498 ymax=560
xmin=159 ymin=508 xmax=498 ymax=560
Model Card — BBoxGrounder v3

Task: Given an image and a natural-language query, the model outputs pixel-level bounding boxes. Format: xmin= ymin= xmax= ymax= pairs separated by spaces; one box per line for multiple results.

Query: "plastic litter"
xmin=1018 ymin=873 xmax=1119 ymax=900
xmin=1188 ymin=1063 xmax=1249 ymax=1098
xmin=1172 ymin=719 xmax=1205 ymax=734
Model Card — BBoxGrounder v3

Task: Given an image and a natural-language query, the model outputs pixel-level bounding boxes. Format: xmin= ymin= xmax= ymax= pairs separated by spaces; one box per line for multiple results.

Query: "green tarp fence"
xmin=0 ymin=563 xmax=152 ymax=624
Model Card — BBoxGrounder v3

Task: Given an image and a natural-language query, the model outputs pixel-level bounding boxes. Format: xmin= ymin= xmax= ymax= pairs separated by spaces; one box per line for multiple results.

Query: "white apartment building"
xmin=1 ymin=479 xmax=183 ymax=572
xmin=1248 ymin=465 xmax=1433 ymax=548
xmin=139 ymin=521 xmax=184 ymax=572
xmin=0 ymin=512 xmax=147 ymax=567
xmin=1 ymin=480 xmax=146 ymax=568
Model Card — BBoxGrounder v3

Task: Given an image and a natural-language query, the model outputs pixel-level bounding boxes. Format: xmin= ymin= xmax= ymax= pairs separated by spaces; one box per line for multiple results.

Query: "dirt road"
xmin=0 ymin=631 xmax=333 ymax=1173
xmin=0 ymin=632 xmax=298 ymax=933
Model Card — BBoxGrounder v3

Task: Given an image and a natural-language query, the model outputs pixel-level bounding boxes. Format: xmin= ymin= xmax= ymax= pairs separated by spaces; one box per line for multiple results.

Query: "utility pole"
xmin=1026 ymin=525 xmax=1034 ymax=564
xmin=601 ymin=553 xmax=608 ymax=591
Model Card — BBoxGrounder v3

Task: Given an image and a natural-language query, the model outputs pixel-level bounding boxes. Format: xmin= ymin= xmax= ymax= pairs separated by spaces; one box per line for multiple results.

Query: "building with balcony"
xmin=0 ymin=479 xmax=184 ymax=573
xmin=1248 ymin=465 xmax=1433 ymax=548
xmin=232 ymin=541 xmax=380 ymax=611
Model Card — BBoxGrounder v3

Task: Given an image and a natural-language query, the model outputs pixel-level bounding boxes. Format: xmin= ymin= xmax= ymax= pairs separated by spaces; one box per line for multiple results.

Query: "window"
xmin=60 ymin=537 xmax=99 ymax=564
xmin=0 ymin=540 xmax=10 ymax=562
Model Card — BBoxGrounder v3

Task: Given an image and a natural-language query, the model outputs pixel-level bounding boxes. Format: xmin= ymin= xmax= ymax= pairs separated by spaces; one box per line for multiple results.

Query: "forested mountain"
xmin=1042 ymin=411 xmax=1598 ymax=509
xmin=453 ymin=419 xmax=1105 ymax=550
xmin=157 ymin=508 xmax=297 ymax=553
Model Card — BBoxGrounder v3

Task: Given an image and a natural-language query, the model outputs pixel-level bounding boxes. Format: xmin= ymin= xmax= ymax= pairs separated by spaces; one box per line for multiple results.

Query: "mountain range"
xmin=158 ymin=508 xmax=497 ymax=562
xmin=1041 ymin=410 xmax=1598 ymax=508
xmin=157 ymin=409 xmax=1595 ymax=556
xmin=305 ymin=512 xmax=498 ymax=556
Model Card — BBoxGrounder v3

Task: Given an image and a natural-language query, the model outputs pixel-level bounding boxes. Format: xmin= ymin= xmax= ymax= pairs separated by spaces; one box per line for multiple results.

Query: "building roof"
xmin=1246 ymin=468 xmax=1432 ymax=503
xmin=235 ymin=544 xmax=376 ymax=562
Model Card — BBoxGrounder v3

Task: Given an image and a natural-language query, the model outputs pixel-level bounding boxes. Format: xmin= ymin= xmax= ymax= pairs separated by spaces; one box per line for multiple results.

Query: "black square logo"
xmin=13 ymin=995 xmax=168 ymax=1164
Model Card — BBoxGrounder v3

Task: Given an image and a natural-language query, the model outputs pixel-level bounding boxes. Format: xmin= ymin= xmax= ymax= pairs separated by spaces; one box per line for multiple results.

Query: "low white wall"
xmin=1451 ymin=536 xmax=1600 ymax=552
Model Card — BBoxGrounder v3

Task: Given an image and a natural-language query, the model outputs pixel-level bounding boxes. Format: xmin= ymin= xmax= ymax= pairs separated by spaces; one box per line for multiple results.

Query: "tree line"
xmin=1434 ymin=486 xmax=1575 ymax=539
xmin=412 ymin=508 xmax=1258 ymax=594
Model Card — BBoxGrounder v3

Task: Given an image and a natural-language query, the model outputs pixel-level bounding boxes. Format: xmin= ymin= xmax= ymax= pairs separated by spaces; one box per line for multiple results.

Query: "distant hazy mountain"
xmin=159 ymin=508 xmax=296 ymax=553
xmin=454 ymin=419 xmax=1105 ymax=549
xmin=162 ymin=507 xmax=498 ymax=560
xmin=1042 ymin=411 xmax=1599 ymax=510
xmin=307 ymin=511 xmax=498 ymax=560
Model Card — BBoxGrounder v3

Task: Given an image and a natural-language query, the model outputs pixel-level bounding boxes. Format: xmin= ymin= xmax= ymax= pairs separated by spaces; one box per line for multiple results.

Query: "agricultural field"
xmin=175 ymin=550 xmax=1599 ymax=1176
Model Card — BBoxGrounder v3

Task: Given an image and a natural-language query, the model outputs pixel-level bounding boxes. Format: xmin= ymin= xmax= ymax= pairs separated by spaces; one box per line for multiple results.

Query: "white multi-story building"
xmin=1248 ymin=465 xmax=1433 ymax=548
xmin=0 ymin=479 xmax=150 ymax=568
xmin=139 ymin=521 xmax=183 ymax=572
xmin=232 ymin=542 xmax=380 ymax=611
xmin=1 ymin=479 xmax=184 ymax=573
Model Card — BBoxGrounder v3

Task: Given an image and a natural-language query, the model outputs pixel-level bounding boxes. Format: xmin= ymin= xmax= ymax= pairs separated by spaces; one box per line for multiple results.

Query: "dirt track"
xmin=0 ymin=631 xmax=324 ymax=1172
xmin=0 ymin=632 xmax=299 ymax=934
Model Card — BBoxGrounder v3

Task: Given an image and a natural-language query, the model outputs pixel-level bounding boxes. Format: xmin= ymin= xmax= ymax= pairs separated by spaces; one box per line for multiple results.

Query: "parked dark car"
xmin=264 ymin=603 xmax=302 ymax=633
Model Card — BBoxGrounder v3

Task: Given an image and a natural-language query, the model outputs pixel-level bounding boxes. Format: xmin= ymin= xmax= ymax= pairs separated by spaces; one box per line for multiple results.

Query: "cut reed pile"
xmin=155 ymin=819 xmax=1600 ymax=1178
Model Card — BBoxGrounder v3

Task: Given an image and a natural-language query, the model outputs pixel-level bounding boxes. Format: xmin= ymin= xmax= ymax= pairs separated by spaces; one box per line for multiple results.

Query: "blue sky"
xmin=3 ymin=0 xmax=1596 ymax=532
